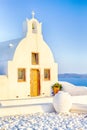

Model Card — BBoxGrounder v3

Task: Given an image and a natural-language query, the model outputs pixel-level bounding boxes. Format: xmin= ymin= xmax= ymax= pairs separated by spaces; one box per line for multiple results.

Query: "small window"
xmin=32 ymin=22 xmax=37 ymax=33
xmin=18 ymin=68 xmax=26 ymax=82
xmin=32 ymin=53 xmax=39 ymax=65
xmin=44 ymin=69 xmax=50 ymax=80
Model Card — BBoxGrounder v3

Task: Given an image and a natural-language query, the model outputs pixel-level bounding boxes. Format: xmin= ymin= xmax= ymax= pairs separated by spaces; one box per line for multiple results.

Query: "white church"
xmin=0 ymin=12 xmax=58 ymax=100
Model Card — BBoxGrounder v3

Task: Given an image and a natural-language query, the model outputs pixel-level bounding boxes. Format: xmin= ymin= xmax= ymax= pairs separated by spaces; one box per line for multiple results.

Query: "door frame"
xmin=30 ymin=69 xmax=40 ymax=96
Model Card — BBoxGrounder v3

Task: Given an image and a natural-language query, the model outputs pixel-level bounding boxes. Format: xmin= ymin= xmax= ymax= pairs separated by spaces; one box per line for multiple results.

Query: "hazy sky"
xmin=0 ymin=0 xmax=87 ymax=74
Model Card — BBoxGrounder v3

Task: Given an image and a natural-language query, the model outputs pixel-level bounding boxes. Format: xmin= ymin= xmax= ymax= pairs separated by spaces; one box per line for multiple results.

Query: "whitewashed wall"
xmin=0 ymin=17 xmax=58 ymax=99
xmin=0 ymin=76 xmax=9 ymax=99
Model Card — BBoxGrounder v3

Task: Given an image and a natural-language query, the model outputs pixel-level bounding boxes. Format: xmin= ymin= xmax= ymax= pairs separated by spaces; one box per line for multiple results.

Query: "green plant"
xmin=52 ymin=82 xmax=62 ymax=90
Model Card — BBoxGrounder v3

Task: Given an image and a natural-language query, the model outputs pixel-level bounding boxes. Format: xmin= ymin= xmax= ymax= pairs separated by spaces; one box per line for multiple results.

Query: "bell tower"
xmin=26 ymin=11 xmax=42 ymax=37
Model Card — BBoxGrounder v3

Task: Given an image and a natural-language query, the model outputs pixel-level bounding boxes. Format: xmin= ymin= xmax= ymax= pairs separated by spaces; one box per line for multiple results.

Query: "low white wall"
xmin=72 ymin=95 xmax=87 ymax=104
xmin=60 ymin=81 xmax=87 ymax=96
xmin=0 ymin=103 xmax=55 ymax=117
xmin=0 ymin=97 xmax=55 ymax=117
xmin=0 ymin=97 xmax=53 ymax=106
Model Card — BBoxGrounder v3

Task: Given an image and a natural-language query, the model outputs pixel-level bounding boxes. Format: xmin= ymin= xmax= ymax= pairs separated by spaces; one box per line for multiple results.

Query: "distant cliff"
xmin=58 ymin=73 xmax=87 ymax=78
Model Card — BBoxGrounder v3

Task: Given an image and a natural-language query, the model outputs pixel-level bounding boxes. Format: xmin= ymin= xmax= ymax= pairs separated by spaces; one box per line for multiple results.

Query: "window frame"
xmin=18 ymin=68 xmax=26 ymax=82
xmin=31 ymin=52 xmax=39 ymax=65
xmin=44 ymin=69 xmax=50 ymax=81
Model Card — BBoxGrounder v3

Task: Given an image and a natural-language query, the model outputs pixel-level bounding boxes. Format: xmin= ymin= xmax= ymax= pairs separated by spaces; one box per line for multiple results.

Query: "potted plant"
xmin=52 ymin=82 xmax=62 ymax=95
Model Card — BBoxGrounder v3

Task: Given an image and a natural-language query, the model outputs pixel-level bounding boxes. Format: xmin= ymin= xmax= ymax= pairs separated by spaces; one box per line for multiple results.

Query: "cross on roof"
xmin=32 ymin=11 xmax=35 ymax=18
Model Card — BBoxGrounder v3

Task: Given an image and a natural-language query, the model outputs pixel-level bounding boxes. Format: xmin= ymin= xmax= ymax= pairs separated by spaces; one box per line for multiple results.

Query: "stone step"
xmin=0 ymin=97 xmax=53 ymax=106
xmin=0 ymin=103 xmax=55 ymax=117
xmin=0 ymin=97 xmax=55 ymax=117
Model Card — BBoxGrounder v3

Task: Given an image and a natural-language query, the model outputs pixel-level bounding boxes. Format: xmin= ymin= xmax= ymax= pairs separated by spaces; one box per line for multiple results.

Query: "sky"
xmin=0 ymin=0 xmax=87 ymax=74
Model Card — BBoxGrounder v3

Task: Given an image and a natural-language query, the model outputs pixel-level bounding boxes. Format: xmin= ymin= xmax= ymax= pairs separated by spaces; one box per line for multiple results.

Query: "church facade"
xmin=0 ymin=13 xmax=58 ymax=99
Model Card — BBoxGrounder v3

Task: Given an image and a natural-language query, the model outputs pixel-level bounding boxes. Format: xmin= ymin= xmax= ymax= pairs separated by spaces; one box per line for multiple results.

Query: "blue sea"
xmin=58 ymin=77 xmax=87 ymax=87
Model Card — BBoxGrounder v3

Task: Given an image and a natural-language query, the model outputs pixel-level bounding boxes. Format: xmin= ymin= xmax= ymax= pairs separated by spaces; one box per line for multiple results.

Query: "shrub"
xmin=52 ymin=82 xmax=62 ymax=90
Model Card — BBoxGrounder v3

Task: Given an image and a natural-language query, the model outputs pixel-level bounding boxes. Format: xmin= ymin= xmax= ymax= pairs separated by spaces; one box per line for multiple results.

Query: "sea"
xmin=58 ymin=77 xmax=87 ymax=87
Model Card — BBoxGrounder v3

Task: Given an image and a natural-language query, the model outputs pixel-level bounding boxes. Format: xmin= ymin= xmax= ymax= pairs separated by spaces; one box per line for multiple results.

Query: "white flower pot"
xmin=53 ymin=91 xmax=72 ymax=113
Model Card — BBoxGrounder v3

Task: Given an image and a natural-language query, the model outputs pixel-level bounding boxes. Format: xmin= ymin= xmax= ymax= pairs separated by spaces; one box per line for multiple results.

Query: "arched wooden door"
xmin=30 ymin=69 xmax=40 ymax=96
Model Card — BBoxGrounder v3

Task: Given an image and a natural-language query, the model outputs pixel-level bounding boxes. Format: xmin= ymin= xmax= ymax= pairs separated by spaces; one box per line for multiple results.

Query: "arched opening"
xmin=32 ymin=21 xmax=37 ymax=33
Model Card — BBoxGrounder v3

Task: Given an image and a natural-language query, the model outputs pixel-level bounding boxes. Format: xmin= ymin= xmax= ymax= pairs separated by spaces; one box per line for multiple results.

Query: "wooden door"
xmin=30 ymin=69 xmax=40 ymax=96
